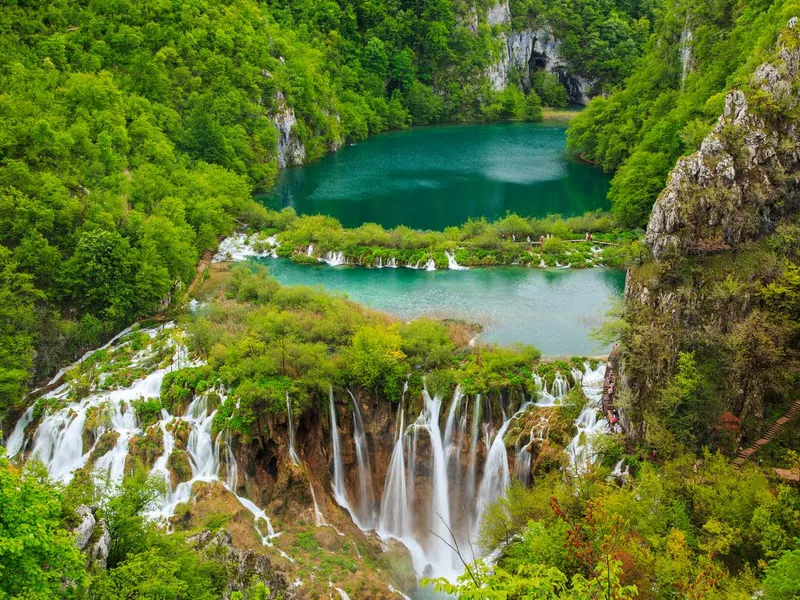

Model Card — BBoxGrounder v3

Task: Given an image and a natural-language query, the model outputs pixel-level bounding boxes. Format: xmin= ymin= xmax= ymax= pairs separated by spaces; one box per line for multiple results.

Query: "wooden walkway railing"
xmin=732 ymin=399 xmax=800 ymax=469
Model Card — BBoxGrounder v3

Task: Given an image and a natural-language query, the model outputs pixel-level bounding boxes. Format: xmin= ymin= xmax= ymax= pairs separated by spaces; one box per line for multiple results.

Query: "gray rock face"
xmin=71 ymin=505 xmax=111 ymax=570
xmin=91 ymin=519 xmax=111 ymax=570
xmin=273 ymin=92 xmax=306 ymax=169
xmin=188 ymin=530 xmax=298 ymax=600
xmin=646 ymin=23 xmax=800 ymax=260
xmin=73 ymin=505 xmax=96 ymax=551
xmin=488 ymin=26 xmax=593 ymax=104
xmin=486 ymin=1 xmax=510 ymax=27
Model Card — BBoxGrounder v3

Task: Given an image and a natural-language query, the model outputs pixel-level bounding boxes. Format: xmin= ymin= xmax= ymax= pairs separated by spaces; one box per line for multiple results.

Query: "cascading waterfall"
xmin=347 ymin=389 xmax=376 ymax=529
xmin=319 ymin=251 xmax=348 ymax=266
xmin=6 ymin=405 xmax=33 ymax=457
xmin=11 ymin=325 xmax=279 ymax=549
xmin=306 ymin=244 xmax=314 ymax=257
xmin=464 ymin=393 xmax=482 ymax=509
xmin=286 ymin=392 xmax=300 ymax=465
xmin=328 ymin=386 xmax=356 ymax=523
xmin=12 ymin=320 xmax=616 ymax=587
xmin=444 ymin=250 xmax=467 ymax=270
xmin=567 ymin=363 xmax=608 ymax=474
xmin=378 ymin=407 xmax=410 ymax=539
xmin=424 ymin=258 xmax=436 ymax=271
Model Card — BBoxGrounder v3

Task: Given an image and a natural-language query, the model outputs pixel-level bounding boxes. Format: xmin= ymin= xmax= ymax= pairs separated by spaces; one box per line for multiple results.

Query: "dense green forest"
xmin=0 ymin=0 xmax=656 ymax=412
xmin=567 ymin=0 xmax=800 ymax=226
xmin=4 ymin=0 xmax=800 ymax=599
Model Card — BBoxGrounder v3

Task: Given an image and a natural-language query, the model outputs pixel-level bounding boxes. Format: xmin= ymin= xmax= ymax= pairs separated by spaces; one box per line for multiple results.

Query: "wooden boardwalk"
xmin=732 ymin=399 xmax=800 ymax=469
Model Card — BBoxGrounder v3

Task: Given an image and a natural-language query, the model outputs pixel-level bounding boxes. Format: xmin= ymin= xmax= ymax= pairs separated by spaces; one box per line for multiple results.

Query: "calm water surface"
xmin=259 ymin=258 xmax=625 ymax=356
xmin=264 ymin=123 xmax=610 ymax=229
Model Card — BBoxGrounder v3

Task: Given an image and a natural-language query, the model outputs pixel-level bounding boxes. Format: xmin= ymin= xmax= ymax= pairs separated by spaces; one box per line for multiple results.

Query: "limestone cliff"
xmin=272 ymin=91 xmax=307 ymax=169
xmin=484 ymin=1 xmax=593 ymax=104
xmin=621 ymin=19 xmax=800 ymax=443
xmin=647 ymin=18 xmax=800 ymax=260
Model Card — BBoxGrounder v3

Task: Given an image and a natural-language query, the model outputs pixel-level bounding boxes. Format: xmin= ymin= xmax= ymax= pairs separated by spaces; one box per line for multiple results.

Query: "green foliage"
xmin=346 ymin=325 xmax=407 ymax=399
xmin=762 ymin=546 xmax=800 ymax=599
xmin=523 ymin=91 xmax=544 ymax=122
xmin=568 ymin=0 xmax=800 ymax=227
xmin=0 ymin=247 xmax=43 ymax=408
xmin=531 ymin=71 xmax=568 ymax=108
xmin=0 ymin=452 xmax=86 ymax=598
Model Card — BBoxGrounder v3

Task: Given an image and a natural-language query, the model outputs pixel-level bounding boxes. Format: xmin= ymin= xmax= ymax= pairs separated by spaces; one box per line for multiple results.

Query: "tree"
xmin=0 ymin=246 xmax=43 ymax=409
xmin=60 ymin=230 xmax=137 ymax=325
xmin=0 ymin=452 xmax=86 ymax=598
xmin=524 ymin=91 xmax=544 ymax=122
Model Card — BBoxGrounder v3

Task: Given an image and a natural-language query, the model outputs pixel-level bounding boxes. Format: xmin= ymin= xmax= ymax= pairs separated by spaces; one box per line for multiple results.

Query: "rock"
xmin=646 ymin=32 xmax=800 ymax=260
xmin=71 ymin=505 xmax=111 ymax=570
xmin=73 ymin=505 xmax=96 ymax=551
xmin=90 ymin=519 xmax=111 ymax=570
xmin=486 ymin=1 xmax=510 ymax=27
xmin=273 ymin=92 xmax=306 ymax=169
xmin=487 ymin=26 xmax=593 ymax=104
xmin=189 ymin=529 xmax=299 ymax=599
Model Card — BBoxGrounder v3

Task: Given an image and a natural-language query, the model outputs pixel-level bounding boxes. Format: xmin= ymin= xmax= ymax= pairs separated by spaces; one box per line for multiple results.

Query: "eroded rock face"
xmin=488 ymin=25 xmax=593 ymax=104
xmin=273 ymin=92 xmax=306 ymax=169
xmin=646 ymin=22 xmax=800 ymax=260
xmin=72 ymin=505 xmax=111 ymax=570
xmin=188 ymin=530 xmax=298 ymax=599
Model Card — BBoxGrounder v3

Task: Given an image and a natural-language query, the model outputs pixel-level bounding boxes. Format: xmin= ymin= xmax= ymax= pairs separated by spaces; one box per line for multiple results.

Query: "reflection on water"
xmin=262 ymin=123 xmax=610 ymax=230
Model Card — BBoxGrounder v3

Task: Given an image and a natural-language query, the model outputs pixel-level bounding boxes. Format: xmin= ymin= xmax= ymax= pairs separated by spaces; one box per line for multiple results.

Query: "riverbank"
xmin=217 ymin=210 xmax=642 ymax=271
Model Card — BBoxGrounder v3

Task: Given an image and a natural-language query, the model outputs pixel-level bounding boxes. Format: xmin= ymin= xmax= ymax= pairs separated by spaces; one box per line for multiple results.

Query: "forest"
xmin=4 ymin=0 xmax=800 ymax=599
xmin=0 ymin=0 xmax=653 ymax=413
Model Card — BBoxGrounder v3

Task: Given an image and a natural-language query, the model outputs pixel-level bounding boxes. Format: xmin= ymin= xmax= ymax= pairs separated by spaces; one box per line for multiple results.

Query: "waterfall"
xmin=310 ymin=483 xmax=328 ymax=527
xmin=464 ymin=393 xmax=482 ymax=509
xmin=420 ymin=388 xmax=455 ymax=573
xmin=6 ymin=405 xmax=34 ymax=458
xmin=286 ymin=392 xmax=300 ymax=465
xmin=444 ymin=251 xmax=467 ymax=270
xmin=319 ymin=251 xmax=348 ymax=266
xmin=306 ymin=244 xmax=314 ymax=257
xmin=348 ymin=389 xmax=376 ymax=529
xmin=329 ymin=386 xmax=356 ymax=522
xmin=378 ymin=408 xmax=410 ymax=539
xmin=376 ymin=256 xmax=383 ymax=269
xmin=93 ymin=398 xmax=139 ymax=484
xmin=567 ymin=363 xmax=608 ymax=474
xmin=514 ymin=426 xmax=535 ymax=485
xmin=223 ymin=430 xmax=238 ymax=490
xmin=386 ymin=257 xmax=397 ymax=268
xmin=552 ymin=372 xmax=569 ymax=398
xmin=14 ymin=327 xmax=282 ymax=549
xmin=473 ymin=418 xmax=512 ymax=534
xmin=424 ymin=258 xmax=436 ymax=271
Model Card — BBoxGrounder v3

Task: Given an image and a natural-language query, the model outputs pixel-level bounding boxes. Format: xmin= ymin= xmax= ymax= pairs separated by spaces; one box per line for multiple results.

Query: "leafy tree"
xmin=0 ymin=452 xmax=86 ymax=598
xmin=523 ymin=91 xmax=544 ymax=122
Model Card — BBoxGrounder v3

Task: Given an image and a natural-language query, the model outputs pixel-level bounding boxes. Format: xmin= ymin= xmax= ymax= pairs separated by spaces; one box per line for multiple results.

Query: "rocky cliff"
xmin=647 ymin=18 xmax=800 ymax=260
xmin=484 ymin=1 xmax=593 ymax=104
xmin=621 ymin=19 xmax=800 ymax=445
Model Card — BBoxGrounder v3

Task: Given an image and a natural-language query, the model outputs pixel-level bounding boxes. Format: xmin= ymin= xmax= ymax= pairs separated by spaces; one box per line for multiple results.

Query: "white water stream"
xmin=9 ymin=322 xmax=612 ymax=587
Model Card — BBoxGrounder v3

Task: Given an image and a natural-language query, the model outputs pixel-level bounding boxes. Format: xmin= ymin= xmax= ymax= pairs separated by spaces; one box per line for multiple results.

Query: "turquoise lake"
xmin=259 ymin=258 xmax=625 ymax=357
xmin=263 ymin=123 xmax=611 ymax=230
xmin=256 ymin=122 xmax=622 ymax=355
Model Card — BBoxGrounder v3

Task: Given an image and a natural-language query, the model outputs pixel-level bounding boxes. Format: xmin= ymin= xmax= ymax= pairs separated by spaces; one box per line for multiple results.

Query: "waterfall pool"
xmin=261 ymin=122 xmax=611 ymax=230
xmin=256 ymin=257 xmax=625 ymax=356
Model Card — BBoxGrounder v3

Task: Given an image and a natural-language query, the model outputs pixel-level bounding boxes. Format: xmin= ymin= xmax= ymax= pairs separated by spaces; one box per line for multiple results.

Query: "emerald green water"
xmin=264 ymin=123 xmax=610 ymax=230
xmin=259 ymin=258 xmax=625 ymax=356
